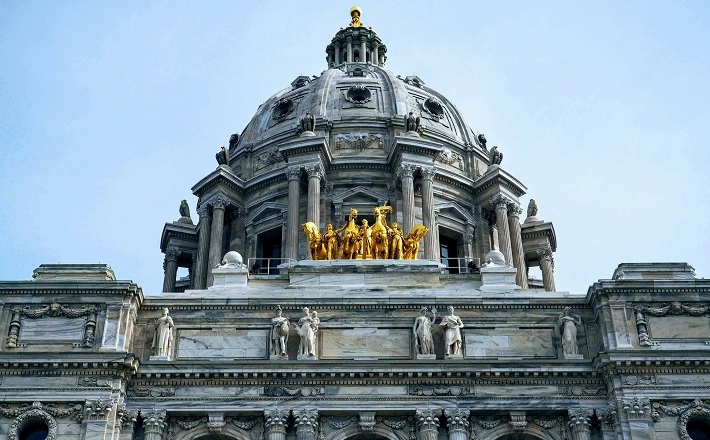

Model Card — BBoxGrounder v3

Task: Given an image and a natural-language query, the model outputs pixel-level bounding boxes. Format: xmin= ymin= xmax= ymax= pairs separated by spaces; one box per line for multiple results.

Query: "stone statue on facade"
xmin=413 ymin=307 xmax=436 ymax=357
xmin=477 ymin=133 xmax=487 ymax=150
xmin=297 ymin=307 xmax=319 ymax=358
xmin=216 ymin=146 xmax=229 ymax=166
xmin=527 ymin=199 xmax=538 ymax=218
xmin=405 ymin=112 xmax=421 ymax=135
xmin=179 ymin=199 xmax=191 ymax=220
xmin=440 ymin=306 xmax=464 ymax=357
xmin=228 ymin=133 xmax=239 ymax=152
xmin=559 ymin=307 xmax=582 ymax=359
xmin=489 ymin=146 xmax=503 ymax=165
xmin=300 ymin=112 xmax=316 ymax=134
xmin=271 ymin=305 xmax=290 ymax=358
xmin=152 ymin=308 xmax=174 ymax=360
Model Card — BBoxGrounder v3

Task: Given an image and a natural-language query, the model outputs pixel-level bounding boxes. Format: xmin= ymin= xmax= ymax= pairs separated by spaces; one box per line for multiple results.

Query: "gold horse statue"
xmin=340 ymin=208 xmax=360 ymax=259
xmin=403 ymin=224 xmax=429 ymax=260
xmin=302 ymin=222 xmax=327 ymax=260
xmin=370 ymin=204 xmax=392 ymax=259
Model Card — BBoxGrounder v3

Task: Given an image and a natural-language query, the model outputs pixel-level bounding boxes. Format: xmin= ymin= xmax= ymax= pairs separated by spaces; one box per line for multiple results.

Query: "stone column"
xmin=420 ymin=166 xmax=437 ymax=260
xmin=372 ymin=42 xmax=379 ymax=66
xmin=379 ymin=51 xmax=385 ymax=66
xmin=537 ymin=247 xmax=556 ymax=292
xmin=286 ymin=167 xmax=301 ymax=261
xmin=142 ymin=409 xmax=167 ymax=440
xmin=360 ymin=38 xmax=367 ymax=62
xmin=568 ymin=409 xmax=592 ymax=440
xmin=334 ymin=42 xmax=341 ymax=65
xmin=346 ymin=36 xmax=353 ymax=63
xmin=491 ymin=195 xmax=513 ymax=265
xmin=305 ymin=164 xmax=322 ymax=226
xmin=162 ymin=247 xmax=179 ymax=293
xmin=399 ymin=164 xmax=416 ymax=234
xmin=416 ymin=408 xmax=442 ymax=440
xmin=194 ymin=205 xmax=211 ymax=289
xmin=507 ymin=204 xmax=528 ymax=288
xmin=207 ymin=194 xmax=230 ymax=286
xmin=293 ymin=409 xmax=319 ymax=440
xmin=265 ymin=408 xmax=290 ymax=440
xmin=444 ymin=409 xmax=470 ymax=440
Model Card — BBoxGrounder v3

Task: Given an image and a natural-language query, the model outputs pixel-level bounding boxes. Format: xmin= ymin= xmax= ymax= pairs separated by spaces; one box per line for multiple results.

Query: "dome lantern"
xmin=325 ymin=7 xmax=387 ymax=67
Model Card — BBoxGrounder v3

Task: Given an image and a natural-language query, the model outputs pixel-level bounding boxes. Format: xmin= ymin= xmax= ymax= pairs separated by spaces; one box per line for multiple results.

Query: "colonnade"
xmin=327 ymin=36 xmax=385 ymax=66
xmin=125 ymin=407 xmax=596 ymax=440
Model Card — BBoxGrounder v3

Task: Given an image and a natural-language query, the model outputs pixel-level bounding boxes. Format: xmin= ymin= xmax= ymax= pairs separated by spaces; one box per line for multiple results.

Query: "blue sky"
xmin=1 ymin=2 xmax=709 ymax=294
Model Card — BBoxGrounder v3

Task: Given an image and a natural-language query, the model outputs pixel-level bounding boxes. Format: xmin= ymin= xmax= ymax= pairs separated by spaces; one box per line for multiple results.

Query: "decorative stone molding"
xmin=597 ymin=406 xmax=618 ymax=430
xmin=272 ymin=98 xmax=295 ymax=121
xmin=254 ymin=148 xmax=284 ymax=171
xmin=286 ymin=166 xmax=302 ymax=181
xmin=6 ymin=402 xmax=59 ymax=440
xmin=359 ymin=412 xmax=376 ymax=432
xmin=166 ymin=415 xmax=264 ymax=440
xmin=415 ymin=408 xmax=441 ymax=431
xmin=537 ymin=247 xmax=555 ymax=267
xmin=142 ymin=409 xmax=167 ymax=435
xmin=398 ymin=163 xmax=417 ymax=179
xmin=262 ymin=386 xmax=325 ymax=397
xmin=77 ymin=377 xmax=112 ymax=388
xmin=127 ymin=387 xmax=176 ymax=398
xmin=558 ymin=386 xmax=605 ymax=396
xmin=6 ymin=303 xmax=99 ymax=348
xmin=0 ymin=401 xmax=83 ymax=422
xmin=304 ymin=164 xmax=323 ymax=180
xmin=622 ymin=374 xmax=656 ymax=386
xmin=508 ymin=411 xmax=526 ymax=432
xmin=420 ymin=166 xmax=436 ymax=181
xmin=423 ymin=96 xmax=445 ymax=119
xmin=16 ymin=303 xmax=99 ymax=319
xmin=622 ymin=397 xmax=651 ymax=420
xmin=208 ymin=413 xmax=226 ymax=433
xmin=633 ymin=310 xmax=654 ymax=346
xmin=83 ymin=398 xmax=113 ymax=422
xmin=435 ymin=148 xmax=463 ymax=169
xmin=635 ymin=302 xmax=709 ymax=317
xmin=345 ymin=84 xmax=372 ymax=105
xmin=265 ymin=408 xmax=289 ymax=431
xmin=490 ymin=195 xmax=510 ymax=211
xmin=210 ymin=194 xmax=231 ymax=211
xmin=196 ymin=205 xmax=210 ymax=218
xmin=444 ymin=408 xmax=470 ymax=433
xmin=506 ymin=203 xmax=522 ymax=218
xmin=164 ymin=247 xmax=180 ymax=263
xmin=408 ymin=385 xmax=472 ymax=396
xmin=528 ymin=416 xmax=562 ymax=430
xmin=472 ymin=415 xmax=507 ymax=430
xmin=653 ymin=399 xmax=710 ymax=440
xmin=294 ymin=408 xmax=319 ymax=435
xmin=568 ymin=409 xmax=592 ymax=436
xmin=334 ymin=132 xmax=384 ymax=150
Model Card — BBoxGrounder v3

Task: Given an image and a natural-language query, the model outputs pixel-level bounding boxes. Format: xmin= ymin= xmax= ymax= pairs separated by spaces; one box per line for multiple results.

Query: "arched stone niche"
xmin=172 ymin=424 xmax=250 ymax=440
xmin=483 ymin=423 xmax=558 ymax=440
xmin=323 ymin=423 xmax=402 ymax=440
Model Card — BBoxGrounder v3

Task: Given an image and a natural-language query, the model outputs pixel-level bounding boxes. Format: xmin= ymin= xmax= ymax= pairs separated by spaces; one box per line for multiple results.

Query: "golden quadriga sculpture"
xmin=302 ymin=205 xmax=429 ymax=260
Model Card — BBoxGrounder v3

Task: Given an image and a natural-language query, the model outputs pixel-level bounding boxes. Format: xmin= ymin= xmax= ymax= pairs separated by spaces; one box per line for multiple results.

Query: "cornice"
xmin=473 ymin=166 xmax=527 ymax=198
xmin=191 ymin=166 xmax=245 ymax=199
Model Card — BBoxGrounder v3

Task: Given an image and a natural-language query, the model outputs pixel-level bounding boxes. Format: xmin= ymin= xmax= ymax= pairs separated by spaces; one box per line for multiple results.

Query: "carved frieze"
xmin=0 ymin=401 xmax=83 ymax=422
xmin=6 ymin=303 xmax=99 ymax=348
xmin=622 ymin=374 xmax=656 ymax=386
xmin=635 ymin=302 xmax=709 ymax=316
xmin=262 ymin=386 xmax=324 ymax=397
xmin=77 ymin=377 xmax=113 ymax=388
xmin=434 ymin=148 xmax=463 ymax=170
xmin=127 ymin=387 xmax=176 ymax=398
xmin=558 ymin=386 xmax=606 ymax=396
xmin=333 ymin=132 xmax=384 ymax=150
xmin=408 ymin=385 xmax=472 ymax=396
xmin=254 ymin=149 xmax=284 ymax=171
xmin=652 ymin=399 xmax=710 ymax=440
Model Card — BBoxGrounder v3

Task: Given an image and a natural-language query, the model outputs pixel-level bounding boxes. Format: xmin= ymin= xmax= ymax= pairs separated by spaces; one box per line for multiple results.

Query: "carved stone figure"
xmin=405 ymin=111 xmax=421 ymax=134
xmin=527 ymin=199 xmax=538 ymax=218
xmin=297 ymin=307 xmax=319 ymax=357
xmin=489 ymin=146 xmax=503 ymax=165
xmin=228 ymin=133 xmax=239 ymax=151
xmin=179 ymin=199 xmax=191 ymax=219
xmin=216 ymin=146 xmax=229 ymax=166
xmin=300 ymin=112 xmax=316 ymax=133
xmin=152 ymin=308 xmax=174 ymax=359
xmin=413 ymin=307 xmax=436 ymax=356
xmin=271 ymin=305 xmax=290 ymax=357
xmin=440 ymin=306 xmax=464 ymax=357
xmin=559 ymin=307 xmax=582 ymax=358
xmin=389 ymin=222 xmax=404 ymax=260
xmin=477 ymin=133 xmax=487 ymax=149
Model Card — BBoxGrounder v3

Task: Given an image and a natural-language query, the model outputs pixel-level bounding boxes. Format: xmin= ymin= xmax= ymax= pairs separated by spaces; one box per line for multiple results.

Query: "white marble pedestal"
xmin=480 ymin=265 xmax=521 ymax=292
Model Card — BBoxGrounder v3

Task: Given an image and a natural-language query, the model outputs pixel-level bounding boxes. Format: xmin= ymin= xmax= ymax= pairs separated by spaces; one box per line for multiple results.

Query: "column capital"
xmin=286 ymin=166 xmax=302 ymax=181
xmin=491 ymin=194 xmax=510 ymax=210
xmin=507 ymin=203 xmax=522 ymax=217
xmin=294 ymin=408 xmax=319 ymax=433
xmin=304 ymin=164 xmax=323 ymax=179
xmin=209 ymin=193 xmax=230 ymax=210
xmin=568 ymin=409 xmax=592 ymax=433
xmin=358 ymin=412 xmax=376 ymax=432
xmin=265 ymin=408 xmax=290 ymax=429
xmin=142 ymin=409 xmax=167 ymax=434
xmin=197 ymin=204 xmax=211 ymax=218
xmin=420 ymin=166 xmax=436 ymax=181
xmin=345 ymin=35 xmax=353 ymax=43
xmin=398 ymin=163 xmax=417 ymax=178
xmin=83 ymin=398 xmax=113 ymax=423
xmin=443 ymin=408 xmax=469 ymax=433
xmin=537 ymin=247 xmax=554 ymax=265
xmin=415 ymin=408 xmax=442 ymax=430
xmin=165 ymin=247 xmax=180 ymax=263
xmin=508 ymin=411 xmax=527 ymax=432
xmin=622 ymin=397 xmax=651 ymax=420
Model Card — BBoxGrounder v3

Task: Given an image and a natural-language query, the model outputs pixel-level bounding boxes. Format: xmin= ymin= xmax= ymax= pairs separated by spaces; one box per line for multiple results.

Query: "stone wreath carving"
xmin=635 ymin=302 xmax=709 ymax=316
xmin=3 ymin=402 xmax=60 ymax=440
xmin=653 ymin=399 xmax=710 ymax=440
xmin=345 ymin=84 xmax=371 ymax=105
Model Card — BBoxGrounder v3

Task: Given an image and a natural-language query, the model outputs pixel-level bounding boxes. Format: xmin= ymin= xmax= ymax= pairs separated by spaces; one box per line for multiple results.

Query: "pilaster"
xmin=294 ymin=408 xmax=319 ymax=440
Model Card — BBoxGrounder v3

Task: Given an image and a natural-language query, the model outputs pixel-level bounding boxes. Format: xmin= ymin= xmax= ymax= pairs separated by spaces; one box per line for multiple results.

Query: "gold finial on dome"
xmin=349 ymin=6 xmax=363 ymax=27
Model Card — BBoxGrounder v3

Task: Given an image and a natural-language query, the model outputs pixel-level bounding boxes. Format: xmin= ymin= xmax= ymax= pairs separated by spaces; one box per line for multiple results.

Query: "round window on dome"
xmin=687 ymin=417 xmax=710 ymax=440
xmin=424 ymin=97 xmax=445 ymax=118
xmin=272 ymin=98 xmax=294 ymax=121
xmin=346 ymin=84 xmax=371 ymax=105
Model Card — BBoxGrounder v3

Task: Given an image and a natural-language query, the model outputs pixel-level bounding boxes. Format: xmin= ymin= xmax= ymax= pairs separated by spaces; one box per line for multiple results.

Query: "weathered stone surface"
xmin=320 ymin=328 xmax=411 ymax=359
xmin=177 ymin=329 xmax=268 ymax=359
xmin=464 ymin=327 xmax=555 ymax=358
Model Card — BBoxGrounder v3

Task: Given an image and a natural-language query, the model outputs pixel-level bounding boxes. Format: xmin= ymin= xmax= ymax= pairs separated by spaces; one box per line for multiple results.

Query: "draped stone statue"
xmin=440 ymin=306 xmax=464 ymax=357
xmin=271 ymin=305 xmax=290 ymax=358
xmin=152 ymin=308 xmax=174 ymax=360
xmin=297 ymin=307 xmax=319 ymax=358
xmin=413 ymin=307 xmax=436 ymax=357
xmin=559 ymin=307 xmax=583 ymax=359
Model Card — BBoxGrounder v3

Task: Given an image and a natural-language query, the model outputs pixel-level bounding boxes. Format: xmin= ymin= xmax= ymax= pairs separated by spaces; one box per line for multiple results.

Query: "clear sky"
xmin=1 ymin=2 xmax=709 ymax=295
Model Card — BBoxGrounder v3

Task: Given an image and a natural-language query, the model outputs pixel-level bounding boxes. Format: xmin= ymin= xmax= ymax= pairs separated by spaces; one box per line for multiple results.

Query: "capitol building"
xmin=1 ymin=7 xmax=709 ymax=440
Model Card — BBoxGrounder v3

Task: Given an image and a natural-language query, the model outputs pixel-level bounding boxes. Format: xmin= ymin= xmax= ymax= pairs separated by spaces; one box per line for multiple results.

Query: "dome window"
xmin=272 ymin=98 xmax=295 ymax=121
xmin=424 ymin=96 xmax=445 ymax=119
xmin=346 ymin=84 xmax=371 ymax=105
